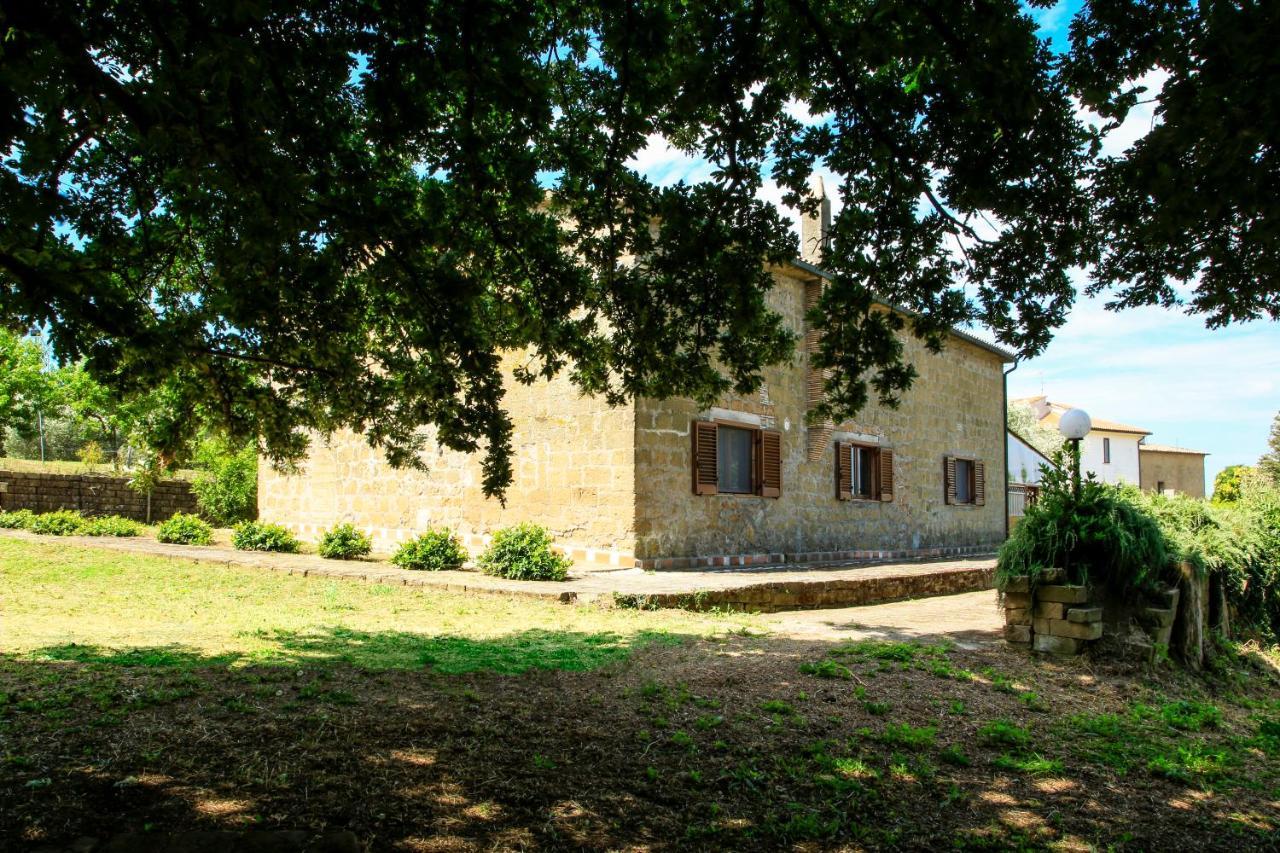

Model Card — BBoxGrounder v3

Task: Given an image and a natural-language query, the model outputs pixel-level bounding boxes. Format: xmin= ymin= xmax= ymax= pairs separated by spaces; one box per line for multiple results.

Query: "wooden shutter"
xmin=878 ymin=449 xmax=894 ymax=502
xmin=835 ymin=441 xmax=852 ymax=500
xmin=944 ymin=456 xmax=957 ymax=505
xmin=974 ymin=460 xmax=986 ymax=506
xmin=692 ymin=421 xmax=718 ymax=495
xmin=758 ymin=430 xmax=782 ymax=498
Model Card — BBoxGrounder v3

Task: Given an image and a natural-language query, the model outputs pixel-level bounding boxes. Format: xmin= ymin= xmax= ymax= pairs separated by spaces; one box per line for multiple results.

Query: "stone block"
xmin=1003 ymin=576 xmax=1031 ymax=594
xmin=1141 ymin=608 xmax=1175 ymax=628
xmin=1036 ymin=584 xmax=1088 ymax=604
xmin=1002 ymin=592 xmax=1032 ymax=610
xmin=1004 ymin=624 xmax=1032 ymax=644
xmin=1066 ymin=607 xmax=1102 ymax=623
xmin=1034 ymin=634 xmax=1082 ymax=656
xmin=1034 ymin=601 xmax=1066 ymax=620
xmin=1004 ymin=607 xmax=1031 ymax=625
xmin=1035 ymin=617 xmax=1102 ymax=641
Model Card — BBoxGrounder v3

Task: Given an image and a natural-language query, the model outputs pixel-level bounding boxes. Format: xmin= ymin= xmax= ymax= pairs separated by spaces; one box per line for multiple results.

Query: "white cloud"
xmin=1077 ymin=68 xmax=1170 ymax=159
xmin=626 ymin=134 xmax=715 ymax=186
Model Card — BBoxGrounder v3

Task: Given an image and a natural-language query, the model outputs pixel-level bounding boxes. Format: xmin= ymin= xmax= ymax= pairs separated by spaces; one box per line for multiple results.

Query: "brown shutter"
xmin=878 ymin=449 xmax=894 ymax=502
xmin=758 ymin=429 xmax=782 ymax=498
xmin=974 ymin=460 xmax=986 ymax=506
xmin=835 ymin=441 xmax=852 ymax=500
xmin=944 ymin=456 xmax=957 ymax=505
xmin=692 ymin=421 xmax=718 ymax=495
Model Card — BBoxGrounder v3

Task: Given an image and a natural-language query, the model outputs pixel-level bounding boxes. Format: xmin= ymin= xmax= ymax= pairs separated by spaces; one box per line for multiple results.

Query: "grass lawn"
xmin=0 ymin=456 xmax=196 ymax=480
xmin=3 ymin=538 xmax=1279 ymax=850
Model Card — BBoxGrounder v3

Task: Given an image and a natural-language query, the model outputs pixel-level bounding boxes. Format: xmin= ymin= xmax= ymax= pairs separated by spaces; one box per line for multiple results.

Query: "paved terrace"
xmin=3 ymin=530 xmax=996 ymax=613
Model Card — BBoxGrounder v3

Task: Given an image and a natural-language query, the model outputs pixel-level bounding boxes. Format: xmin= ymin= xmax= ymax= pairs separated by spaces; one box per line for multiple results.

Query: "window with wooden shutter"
xmin=837 ymin=442 xmax=887 ymax=501
xmin=757 ymin=430 xmax=782 ymax=498
xmin=878 ymin=449 xmax=895 ymax=502
xmin=946 ymin=456 xmax=983 ymax=506
xmin=692 ymin=421 xmax=718 ymax=495
xmin=835 ymin=441 xmax=852 ymax=500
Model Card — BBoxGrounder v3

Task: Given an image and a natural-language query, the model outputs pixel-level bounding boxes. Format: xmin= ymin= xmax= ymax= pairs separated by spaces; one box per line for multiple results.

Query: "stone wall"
xmin=258 ymin=355 xmax=638 ymax=564
xmin=633 ymin=266 xmax=1009 ymax=562
xmin=0 ymin=470 xmax=197 ymax=522
xmin=1139 ymin=449 xmax=1207 ymax=498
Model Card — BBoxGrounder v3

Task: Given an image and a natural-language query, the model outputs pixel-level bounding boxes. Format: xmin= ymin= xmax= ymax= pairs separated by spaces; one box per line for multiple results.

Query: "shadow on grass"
xmin=25 ymin=627 xmax=689 ymax=674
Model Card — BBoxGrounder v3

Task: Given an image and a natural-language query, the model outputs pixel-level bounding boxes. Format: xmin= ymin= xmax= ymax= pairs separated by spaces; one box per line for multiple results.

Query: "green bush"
xmin=478 ymin=523 xmax=570 ymax=581
xmin=0 ymin=509 xmax=36 ymax=529
xmin=190 ymin=442 xmax=258 ymax=526
xmin=232 ymin=520 xmax=300 ymax=553
xmin=318 ymin=523 xmax=372 ymax=560
xmin=997 ymin=449 xmax=1170 ymax=599
xmin=78 ymin=515 xmax=143 ymax=537
xmin=30 ymin=509 xmax=87 ymax=536
xmin=156 ymin=512 xmax=214 ymax=545
xmin=391 ymin=528 xmax=467 ymax=571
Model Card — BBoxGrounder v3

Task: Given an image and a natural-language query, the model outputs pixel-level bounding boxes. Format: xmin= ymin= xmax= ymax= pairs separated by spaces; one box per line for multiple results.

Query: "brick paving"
xmin=2 ymin=529 xmax=996 ymax=613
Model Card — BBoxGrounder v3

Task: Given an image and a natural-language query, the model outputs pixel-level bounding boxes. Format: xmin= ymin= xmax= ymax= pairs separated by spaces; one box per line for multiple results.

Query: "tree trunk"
xmin=1172 ymin=561 xmax=1208 ymax=670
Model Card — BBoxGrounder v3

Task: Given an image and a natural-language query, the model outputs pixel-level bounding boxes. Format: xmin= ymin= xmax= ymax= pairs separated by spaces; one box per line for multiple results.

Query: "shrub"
xmin=232 ymin=520 xmax=300 ymax=553
xmin=156 ymin=512 xmax=214 ymax=545
xmin=30 ymin=509 xmax=87 ymax=536
xmin=0 ymin=509 xmax=36 ymax=529
xmin=78 ymin=515 xmax=143 ymax=537
xmin=391 ymin=528 xmax=467 ymax=571
xmin=318 ymin=523 xmax=372 ymax=560
xmin=477 ymin=523 xmax=571 ymax=581
xmin=997 ymin=448 xmax=1170 ymax=598
xmin=190 ymin=441 xmax=258 ymax=526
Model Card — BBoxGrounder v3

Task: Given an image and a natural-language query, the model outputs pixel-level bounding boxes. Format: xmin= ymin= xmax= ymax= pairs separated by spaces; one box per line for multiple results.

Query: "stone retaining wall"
xmin=1003 ymin=569 xmax=1184 ymax=660
xmin=0 ymin=470 xmax=197 ymax=522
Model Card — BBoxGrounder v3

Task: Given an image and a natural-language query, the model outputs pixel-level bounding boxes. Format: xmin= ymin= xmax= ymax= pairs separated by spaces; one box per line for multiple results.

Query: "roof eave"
xmin=785 ymin=258 xmax=1016 ymax=362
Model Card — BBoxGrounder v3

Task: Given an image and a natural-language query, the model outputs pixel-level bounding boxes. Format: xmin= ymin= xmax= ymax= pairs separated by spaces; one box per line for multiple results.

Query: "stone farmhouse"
xmin=260 ymin=195 xmax=1015 ymax=569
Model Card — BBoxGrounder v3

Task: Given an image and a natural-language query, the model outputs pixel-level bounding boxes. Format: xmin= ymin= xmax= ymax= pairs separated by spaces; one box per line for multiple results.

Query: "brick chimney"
xmin=800 ymin=175 xmax=830 ymax=266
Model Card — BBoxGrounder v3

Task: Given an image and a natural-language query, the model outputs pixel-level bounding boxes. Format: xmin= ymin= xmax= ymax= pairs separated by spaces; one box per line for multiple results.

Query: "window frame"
xmin=691 ymin=419 xmax=783 ymax=499
xmin=836 ymin=440 xmax=893 ymax=503
xmin=944 ymin=455 xmax=985 ymax=507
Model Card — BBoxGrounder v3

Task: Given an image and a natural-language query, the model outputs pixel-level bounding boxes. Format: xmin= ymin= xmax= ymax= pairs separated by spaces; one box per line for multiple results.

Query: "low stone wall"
xmin=0 ymin=470 xmax=197 ymax=522
xmin=1003 ymin=569 xmax=1184 ymax=660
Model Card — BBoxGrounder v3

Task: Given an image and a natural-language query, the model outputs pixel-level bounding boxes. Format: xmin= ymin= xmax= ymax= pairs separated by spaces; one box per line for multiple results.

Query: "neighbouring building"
xmin=260 ymin=190 xmax=1014 ymax=569
xmin=1139 ymin=444 xmax=1209 ymax=499
xmin=1012 ymin=396 xmax=1150 ymax=486
xmin=1006 ymin=429 xmax=1053 ymax=529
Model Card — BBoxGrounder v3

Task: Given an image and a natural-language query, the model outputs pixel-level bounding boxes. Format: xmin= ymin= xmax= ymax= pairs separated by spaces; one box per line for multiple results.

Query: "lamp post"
xmin=1058 ymin=408 xmax=1092 ymax=498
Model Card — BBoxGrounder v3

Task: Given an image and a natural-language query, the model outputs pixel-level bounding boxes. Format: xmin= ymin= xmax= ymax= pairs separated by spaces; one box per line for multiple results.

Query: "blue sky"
xmin=624 ymin=1 xmax=1277 ymax=490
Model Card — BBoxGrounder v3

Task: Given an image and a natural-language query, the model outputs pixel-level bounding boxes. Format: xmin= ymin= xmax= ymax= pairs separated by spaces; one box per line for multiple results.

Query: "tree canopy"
xmin=1 ymin=0 xmax=1275 ymax=495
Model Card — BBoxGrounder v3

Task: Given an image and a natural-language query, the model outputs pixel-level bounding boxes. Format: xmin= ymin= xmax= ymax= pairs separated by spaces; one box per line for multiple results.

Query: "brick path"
xmin=2 ymin=529 xmax=996 ymax=613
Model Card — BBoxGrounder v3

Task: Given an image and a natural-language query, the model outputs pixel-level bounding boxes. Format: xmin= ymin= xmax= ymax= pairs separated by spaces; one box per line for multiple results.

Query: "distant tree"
xmin=1260 ymin=413 xmax=1280 ymax=486
xmin=1007 ymin=402 xmax=1065 ymax=460
xmin=1212 ymin=464 xmax=1249 ymax=504
xmin=0 ymin=330 xmax=56 ymax=457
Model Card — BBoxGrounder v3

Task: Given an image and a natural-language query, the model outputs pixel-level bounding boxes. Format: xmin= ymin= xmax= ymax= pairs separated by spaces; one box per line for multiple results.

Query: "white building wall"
xmin=1007 ymin=433 xmax=1051 ymax=485
xmin=1079 ymin=431 xmax=1142 ymax=484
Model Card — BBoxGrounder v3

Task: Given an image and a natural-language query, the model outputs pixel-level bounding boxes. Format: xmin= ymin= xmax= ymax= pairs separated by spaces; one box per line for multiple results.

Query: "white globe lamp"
xmin=1058 ymin=408 xmax=1090 ymax=496
xmin=1058 ymin=408 xmax=1092 ymax=441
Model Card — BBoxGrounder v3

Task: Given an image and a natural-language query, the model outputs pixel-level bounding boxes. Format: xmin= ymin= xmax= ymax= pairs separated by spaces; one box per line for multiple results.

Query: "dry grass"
xmin=0 ymin=456 xmax=196 ymax=480
xmin=3 ymin=538 xmax=1279 ymax=851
